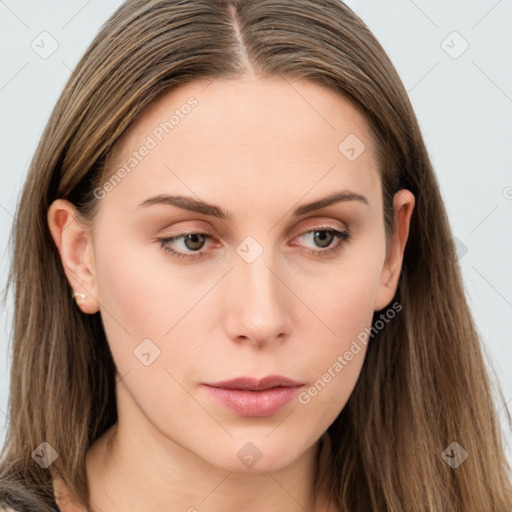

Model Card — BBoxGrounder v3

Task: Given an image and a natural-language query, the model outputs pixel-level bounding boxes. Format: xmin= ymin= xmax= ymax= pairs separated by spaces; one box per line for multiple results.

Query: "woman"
xmin=1 ymin=0 xmax=511 ymax=510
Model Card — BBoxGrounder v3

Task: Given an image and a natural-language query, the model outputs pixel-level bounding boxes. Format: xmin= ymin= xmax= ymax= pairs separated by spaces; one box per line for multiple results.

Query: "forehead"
xmin=100 ymin=75 xmax=381 ymax=214
xmin=111 ymin=75 xmax=377 ymax=158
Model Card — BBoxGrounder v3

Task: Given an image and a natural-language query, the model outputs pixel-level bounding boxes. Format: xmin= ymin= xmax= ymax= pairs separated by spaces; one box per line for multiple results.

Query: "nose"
xmin=223 ymin=246 xmax=292 ymax=348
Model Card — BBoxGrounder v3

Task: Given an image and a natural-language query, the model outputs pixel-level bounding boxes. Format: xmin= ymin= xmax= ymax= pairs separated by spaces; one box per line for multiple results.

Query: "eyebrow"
xmin=138 ymin=190 xmax=369 ymax=220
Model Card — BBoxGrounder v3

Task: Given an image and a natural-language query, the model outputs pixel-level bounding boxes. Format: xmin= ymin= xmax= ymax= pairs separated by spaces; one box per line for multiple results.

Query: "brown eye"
xmin=158 ymin=232 xmax=212 ymax=260
xmin=181 ymin=233 xmax=206 ymax=251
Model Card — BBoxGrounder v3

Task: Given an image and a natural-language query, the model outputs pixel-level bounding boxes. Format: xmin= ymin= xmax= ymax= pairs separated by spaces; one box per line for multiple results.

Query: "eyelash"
xmin=157 ymin=226 xmax=352 ymax=261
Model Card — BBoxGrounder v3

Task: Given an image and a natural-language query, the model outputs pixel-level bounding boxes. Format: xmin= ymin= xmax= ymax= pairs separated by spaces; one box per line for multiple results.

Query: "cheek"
xmin=92 ymin=229 xmax=220 ymax=392
xmin=302 ymin=249 xmax=383 ymax=343
xmin=92 ymin=231 xmax=179 ymax=369
xmin=94 ymin=229 xmax=194 ymax=333
xmin=292 ymin=251 xmax=383 ymax=418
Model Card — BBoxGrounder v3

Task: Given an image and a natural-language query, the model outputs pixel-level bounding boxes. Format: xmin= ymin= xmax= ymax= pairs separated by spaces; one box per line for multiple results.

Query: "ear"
xmin=373 ymin=189 xmax=415 ymax=312
xmin=47 ymin=199 xmax=100 ymax=314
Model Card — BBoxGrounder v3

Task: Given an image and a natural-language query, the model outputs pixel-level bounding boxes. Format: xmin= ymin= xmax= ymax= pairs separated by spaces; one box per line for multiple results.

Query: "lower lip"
xmin=202 ymin=385 xmax=303 ymax=417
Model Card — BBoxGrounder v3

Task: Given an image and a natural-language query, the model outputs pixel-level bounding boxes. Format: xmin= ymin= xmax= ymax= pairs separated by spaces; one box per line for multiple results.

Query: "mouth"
xmin=201 ymin=375 xmax=305 ymax=417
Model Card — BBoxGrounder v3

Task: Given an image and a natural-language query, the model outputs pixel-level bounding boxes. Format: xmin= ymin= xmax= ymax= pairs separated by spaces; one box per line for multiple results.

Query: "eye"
xmin=293 ymin=227 xmax=351 ymax=258
xmin=158 ymin=232 xmax=211 ymax=260
xmin=157 ymin=226 xmax=352 ymax=261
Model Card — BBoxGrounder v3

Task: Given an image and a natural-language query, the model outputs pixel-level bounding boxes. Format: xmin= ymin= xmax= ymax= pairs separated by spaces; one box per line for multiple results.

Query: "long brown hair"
xmin=1 ymin=0 xmax=511 ymax=510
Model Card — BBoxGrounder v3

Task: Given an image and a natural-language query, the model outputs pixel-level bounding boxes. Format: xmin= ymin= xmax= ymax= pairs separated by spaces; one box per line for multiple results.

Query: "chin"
xmin=200 ymin=437 xmax=307 ymax=474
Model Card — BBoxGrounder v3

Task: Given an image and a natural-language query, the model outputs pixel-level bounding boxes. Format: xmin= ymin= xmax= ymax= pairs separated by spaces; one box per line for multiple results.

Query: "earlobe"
xmin=47 ymin=199 xmax=100 ymax=314
xmin=373 ymin=189 xmax=415 ymax=312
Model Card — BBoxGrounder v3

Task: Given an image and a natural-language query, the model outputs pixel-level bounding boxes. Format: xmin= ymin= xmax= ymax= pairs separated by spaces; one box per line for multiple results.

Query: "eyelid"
xmin=157 ymin=221 xmax=215 ymax=238
xmin=288 ymin=219 xmax=348 ymax=239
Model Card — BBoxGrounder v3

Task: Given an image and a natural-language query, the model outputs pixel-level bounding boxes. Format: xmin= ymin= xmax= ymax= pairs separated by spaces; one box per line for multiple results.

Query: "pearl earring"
xmin=72 ymin=292 xmax=86 ymax=304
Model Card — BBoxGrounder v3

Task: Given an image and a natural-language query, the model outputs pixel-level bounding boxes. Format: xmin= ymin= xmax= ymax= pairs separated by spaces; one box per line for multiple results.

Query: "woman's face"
xmin=50 ymin=75 xmax=414 ymax=473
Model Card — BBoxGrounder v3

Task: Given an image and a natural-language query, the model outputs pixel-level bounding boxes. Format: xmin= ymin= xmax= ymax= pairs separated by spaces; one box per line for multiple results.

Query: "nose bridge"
xmin=225 ymin=236 xmax=291 ymax=345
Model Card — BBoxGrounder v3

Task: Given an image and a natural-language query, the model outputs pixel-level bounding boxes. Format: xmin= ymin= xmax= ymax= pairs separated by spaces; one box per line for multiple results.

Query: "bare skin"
xmin=48 ymin=74 xmax=414 ymax=512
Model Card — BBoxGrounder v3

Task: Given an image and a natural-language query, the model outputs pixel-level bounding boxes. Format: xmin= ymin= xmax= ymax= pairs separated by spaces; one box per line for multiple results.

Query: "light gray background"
xmin=1 ymin=0 xmax=511 ymax=466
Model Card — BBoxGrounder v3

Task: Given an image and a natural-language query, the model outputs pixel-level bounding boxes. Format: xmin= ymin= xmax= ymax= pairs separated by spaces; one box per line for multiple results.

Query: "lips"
xmin=201 ymin=375 xmax=304 ymax=417
xmin=204 ymin=375 xmax=304 ymax=391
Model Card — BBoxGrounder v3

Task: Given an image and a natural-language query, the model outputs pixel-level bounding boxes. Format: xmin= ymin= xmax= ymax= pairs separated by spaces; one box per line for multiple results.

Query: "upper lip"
xmin=203 ymin=375 xmax=304 ymax=391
